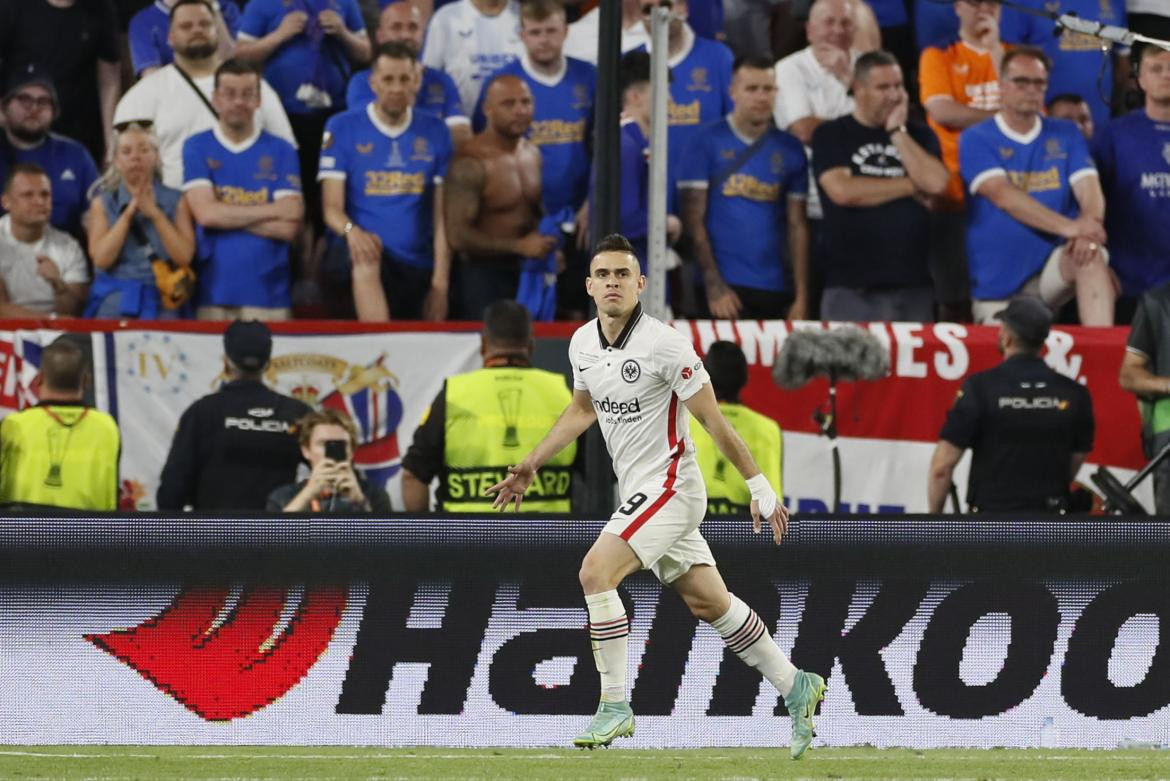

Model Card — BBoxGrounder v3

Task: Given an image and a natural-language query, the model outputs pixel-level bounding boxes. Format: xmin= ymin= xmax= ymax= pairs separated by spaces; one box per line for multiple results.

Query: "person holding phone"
xmin=267 ymin=408 xmax=391 ymax=513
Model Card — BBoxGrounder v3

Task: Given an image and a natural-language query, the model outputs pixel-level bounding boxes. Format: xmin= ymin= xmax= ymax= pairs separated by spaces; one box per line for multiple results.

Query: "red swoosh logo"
xmin=86 ymin=584 xmax=346 ymax=721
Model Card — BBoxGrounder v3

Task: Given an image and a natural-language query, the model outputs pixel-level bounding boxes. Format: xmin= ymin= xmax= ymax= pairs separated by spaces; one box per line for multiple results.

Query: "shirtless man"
xmin=444 ymin=75 xmax=556 ymax=319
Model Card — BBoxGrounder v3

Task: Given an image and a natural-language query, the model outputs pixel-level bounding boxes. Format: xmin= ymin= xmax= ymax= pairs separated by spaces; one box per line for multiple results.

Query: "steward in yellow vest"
xmin=691 ymin=341 xmax=783 ymax=515
xmin=0 ymin=338 xmax=120 ymax=510
xmin=402 ymin=300 xmax=577 ymax=512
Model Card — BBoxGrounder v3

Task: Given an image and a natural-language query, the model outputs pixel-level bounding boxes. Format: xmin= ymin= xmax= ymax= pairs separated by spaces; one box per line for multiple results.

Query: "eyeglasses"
xmin=113 ymin=119 xmax=155 ymax=133
xmin=10 ymin=93 xmax=53 ymax=110
xmin=1008 ymin=76 xmax=1049 ymax=89
xmin=641 ymin=1 xmax=673 ymax=15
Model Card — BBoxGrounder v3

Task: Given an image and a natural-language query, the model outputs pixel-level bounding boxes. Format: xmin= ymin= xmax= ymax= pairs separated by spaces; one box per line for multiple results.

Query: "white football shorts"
xmin=602 ymin=485 xmax=716 ymax=584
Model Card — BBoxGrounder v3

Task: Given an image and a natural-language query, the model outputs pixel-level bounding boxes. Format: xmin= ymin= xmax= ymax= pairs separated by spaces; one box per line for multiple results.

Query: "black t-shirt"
xmin=939 ymin=355 xmax=1095 ymax=512
xmin=0 ymin=0 xmax=120 ymax=161
xmin=811 ymin=115 xmax=939 ymax=289
xmin=156 ymin=380 xmax=313 ymax=511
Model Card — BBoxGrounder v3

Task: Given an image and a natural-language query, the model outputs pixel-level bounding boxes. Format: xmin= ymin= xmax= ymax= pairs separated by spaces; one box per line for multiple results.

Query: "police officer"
xmin=401 ymin=299 xmax=577 ymax=512
xmin=692 ymin=340 xmax=783 ymax=515
xmin=0 ymin=337 xmax=120 ymax=510
xmin=157 ymin=320 xmax=311 ymax=510
xmin=927 ymin=297 xmax=1095 ymax=513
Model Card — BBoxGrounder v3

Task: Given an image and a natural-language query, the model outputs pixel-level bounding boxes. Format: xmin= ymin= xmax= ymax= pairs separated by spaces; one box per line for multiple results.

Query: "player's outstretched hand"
xmin=751 ymin=500 xmax=791 ymax=545
xmin=487 ymin=463 xmax=536 ymax=511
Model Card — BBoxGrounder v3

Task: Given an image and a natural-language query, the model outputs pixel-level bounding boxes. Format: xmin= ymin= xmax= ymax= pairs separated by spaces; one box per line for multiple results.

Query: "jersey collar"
xmin=212 ymin=124 xmax=262 ymax=154
xmin=644 ymin=24 xmax=695 ymax=68
xmin=994 ymin=112 xmax=1042 ymax=145
xmin=521 ymin=53 xmax=567 ymax=87
xmin=597 ymin=302 xmax=644 ymax=350
xmin=367 ymin=102 xmax=413 ymax=138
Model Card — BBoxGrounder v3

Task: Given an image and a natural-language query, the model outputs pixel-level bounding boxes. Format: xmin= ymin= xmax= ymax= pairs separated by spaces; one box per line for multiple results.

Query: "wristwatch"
xmin=893 ymin=125 xmax=908 ymax=136
xmin=343 ymin=220 xmax=354 ymax=235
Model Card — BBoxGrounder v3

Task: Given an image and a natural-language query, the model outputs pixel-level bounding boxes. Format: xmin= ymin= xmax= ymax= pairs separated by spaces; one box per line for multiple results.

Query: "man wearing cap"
xmin=157 ymin=320 xmax=312 ymax=511
xmin=0 ymin=68 xmax=99 ymax=241
xmin=927 ymin=297 xmax=1094 ymax=513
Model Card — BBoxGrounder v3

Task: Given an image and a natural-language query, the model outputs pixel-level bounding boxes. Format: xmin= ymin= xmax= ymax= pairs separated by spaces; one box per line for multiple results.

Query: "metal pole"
xmin=585 ymin=0 xmax=622 ymax=518
xmin=644 ymin=5 xmax=670 ymax=320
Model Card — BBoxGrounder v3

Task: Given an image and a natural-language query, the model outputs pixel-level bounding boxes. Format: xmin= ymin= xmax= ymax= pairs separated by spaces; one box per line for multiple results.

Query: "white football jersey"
xmin=421 ymin=0 xmax=524 ymax=115
xmin=569 ymin=305 xmax=711 ymax=501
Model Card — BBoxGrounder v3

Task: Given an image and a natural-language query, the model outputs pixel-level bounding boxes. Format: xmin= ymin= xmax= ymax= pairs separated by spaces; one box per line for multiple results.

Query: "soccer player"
xmin=182 ymin=58 xmax=304 ymax=320
xmin=488 ymin=233 xmax=826 ymax=758
xmin=320 ymin=42 xmax=455 ymax=321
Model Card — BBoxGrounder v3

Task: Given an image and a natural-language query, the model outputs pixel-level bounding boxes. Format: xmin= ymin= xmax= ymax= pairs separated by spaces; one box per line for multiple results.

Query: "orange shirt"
xmin=919 ymin=40 xmax=1003 ymax=207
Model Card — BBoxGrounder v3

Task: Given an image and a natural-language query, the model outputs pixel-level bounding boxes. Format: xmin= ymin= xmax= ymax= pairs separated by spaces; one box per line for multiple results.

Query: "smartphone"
xmin=324 ymin=439 xmax=348 ymax=462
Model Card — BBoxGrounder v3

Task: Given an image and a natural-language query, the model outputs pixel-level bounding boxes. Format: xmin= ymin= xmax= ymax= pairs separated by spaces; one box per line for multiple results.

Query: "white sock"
xmin=585 ymin=589 xmax=628 ymax=703
xmin=710 ymin=593 xmax=798 ymax=697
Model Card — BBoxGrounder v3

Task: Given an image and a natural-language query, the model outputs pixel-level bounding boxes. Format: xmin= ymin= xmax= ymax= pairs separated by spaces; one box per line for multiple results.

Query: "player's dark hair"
xmin=3 ymin=161 xmax=48 ymax=193
xmin=169 ymin=0 xmax=215 ymax=21
xmin=593 ymin=233 xmax=638 ymax=259
xmin=520 ymin=0 xmax=566 ymax=23
xmin=214 ymin=58 xmax=262 ymax=89
xmin=1046 ymin=93 xmax=1087 ymax=111
xmin=373 ymin=40 xmax=418 ymax=67
xmin=705 ymin=341 xmax=749 ymax=403
xmin=40 ymin=337 xmax=87 ymax=393
xmin=852 ymin=50 xmax=899 ymax=86
xmin=482 ymin=299 xmax=533 ymax=348
xmin=733 ymin=55 xmax=775 ymax=75
xmin=1001 ymin=46 xmax=1051 ymax=76
xmin=620 ymin=51 xmax=652 ymax=93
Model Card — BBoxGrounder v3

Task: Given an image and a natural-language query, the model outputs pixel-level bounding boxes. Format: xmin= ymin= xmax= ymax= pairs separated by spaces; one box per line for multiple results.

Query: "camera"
xmin=324 ymin=439 xmax=348 ymax=463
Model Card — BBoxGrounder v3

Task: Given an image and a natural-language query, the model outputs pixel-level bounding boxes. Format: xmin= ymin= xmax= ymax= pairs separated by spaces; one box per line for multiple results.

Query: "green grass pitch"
xmin=1 ymin=746 xmax=1168 ymax=780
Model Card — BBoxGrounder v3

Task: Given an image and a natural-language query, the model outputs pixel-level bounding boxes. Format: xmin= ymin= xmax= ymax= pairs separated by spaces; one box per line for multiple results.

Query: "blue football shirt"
xmin=0 ymin=134 xmax=98 ymax=237
xmin=238 ymin=0 xmax=366 ymax=114
xmin=679 ymin=118 xmax=807 ymax=293
xmin=318 ymin=104 xmax=453 ymax=269
xmin=960 ymin=114 xmax=1097 ymax=299
xmin=345 ymin=65 xmax=466 ymax=124
xmin=637 ymin=28 xmax=733 ymax=163
xmin=471 ymin=55 xmax=595 ymax=213
xmin=1093 ymin=110 xmax=1170 ymax=296
xmin=181 ymin=128 xmax=302 ymax=307
xmin=129 ymin=0 xmax=242 ymax=75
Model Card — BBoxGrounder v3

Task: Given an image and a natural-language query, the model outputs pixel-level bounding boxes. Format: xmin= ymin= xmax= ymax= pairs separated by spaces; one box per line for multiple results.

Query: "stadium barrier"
xmin=2 ymin=514 xmax=1167 ymax=748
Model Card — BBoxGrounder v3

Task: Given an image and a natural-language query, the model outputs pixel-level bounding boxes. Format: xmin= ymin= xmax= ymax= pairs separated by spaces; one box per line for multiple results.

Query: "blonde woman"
xmin=85 ymin=122 xmax=195 ymax=318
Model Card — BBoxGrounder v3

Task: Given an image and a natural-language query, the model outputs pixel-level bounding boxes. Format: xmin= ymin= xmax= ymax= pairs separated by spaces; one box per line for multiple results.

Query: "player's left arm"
xmin=685 ymin=383 xmax=789 ymax=543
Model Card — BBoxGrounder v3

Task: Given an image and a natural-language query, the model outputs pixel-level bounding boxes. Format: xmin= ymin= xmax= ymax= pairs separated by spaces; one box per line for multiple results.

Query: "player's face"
xmin=854 ymin=64 xmax=905 ymax=125
xmin=169 ymin=4 xmax=218 ymax=60
xmin=521 ymin=13 xmax=567 ymax=67
xmin=1048 ymin=99 xmax=1093 ymax=140
xmin=486 ymin=79 xmax=535 ymax=139
xmin=2 ymin=85 xmax=53 ymax=142
xmin=113 ymin=128 xmax=160 ymax=184
xmin=371 ymin=55 xmax=420 ymax=120
xmin=376 ymin=3 xmax=425 ymax=52
xmin=1000 ymin=56 xmax=1049 ymax=117
xmin=641 ymin=0 xmax=687 ymax=36
xmin=730 ymin=66 xmax=778 ymax=124
xmin=1139 ymin=50 xmax=1170 ymax=105
xmin=806 ymin=0 xmax=855 ymax=51
xmin=212 ymin=73 xmax=261 ymax=132
xmin=586 ymin=251 xmax=645 ymax=317
xmin=0 ymin=173 xmax=52 ymax=227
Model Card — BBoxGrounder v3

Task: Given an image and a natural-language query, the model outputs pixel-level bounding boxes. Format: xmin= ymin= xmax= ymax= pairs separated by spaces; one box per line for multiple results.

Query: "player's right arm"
xmin=487 ymin=389 xmax=596 ymax=510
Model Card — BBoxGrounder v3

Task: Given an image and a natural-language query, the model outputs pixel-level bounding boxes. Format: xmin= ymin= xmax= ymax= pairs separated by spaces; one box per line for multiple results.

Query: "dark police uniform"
xmin=156 ymin=380 xmax=311 ymax=511
xmin=939 ymin=354 xmax=1094 ymax=512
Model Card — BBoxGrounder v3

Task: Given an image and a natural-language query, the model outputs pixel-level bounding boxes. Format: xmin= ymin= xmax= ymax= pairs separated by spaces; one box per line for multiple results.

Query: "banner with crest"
xmin=100 ymin=330 xmax=481 ymax=510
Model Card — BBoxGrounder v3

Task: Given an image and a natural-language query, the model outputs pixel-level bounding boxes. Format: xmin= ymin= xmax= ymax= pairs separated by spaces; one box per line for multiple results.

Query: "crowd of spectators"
xmin=0 ymin=0 xmax=1168 ymax=326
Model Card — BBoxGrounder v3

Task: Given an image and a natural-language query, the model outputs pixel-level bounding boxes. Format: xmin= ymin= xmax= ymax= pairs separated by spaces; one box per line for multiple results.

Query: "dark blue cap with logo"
xmin=224 ymin=320 xmax=272 ymax=372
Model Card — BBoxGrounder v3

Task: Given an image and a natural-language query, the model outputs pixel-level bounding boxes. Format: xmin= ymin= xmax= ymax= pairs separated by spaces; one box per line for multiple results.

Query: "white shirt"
xmin=773 ymin=46 xmax=856 ymax=219
xmin=1127 ymin=0 xmax=1168 ymax=15
xmin=0 ymin=216 xmax=88 ymax=313
xmin=113 ymin=64 xmax=296 ymax=189
xmin=563 ymin=7 xmax=650 ymax=65
xmin=569 ymin=305 xmax=711 ymax=500
xmin=421 ymin=0 xmax=525 ymax=115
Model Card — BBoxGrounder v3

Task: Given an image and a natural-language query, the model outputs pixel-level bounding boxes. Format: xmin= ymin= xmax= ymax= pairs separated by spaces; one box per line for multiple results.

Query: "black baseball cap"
xmin=224 ymin=320 xmax=272 ymax=371
xmin=994 ymin=297 xmax=1052 ymax=346
xmin=3 ymin=64 xmax=58 ymax=106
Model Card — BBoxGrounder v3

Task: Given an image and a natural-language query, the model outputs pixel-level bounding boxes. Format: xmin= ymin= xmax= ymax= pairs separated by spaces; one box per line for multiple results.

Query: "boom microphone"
xmin=772 ymin=327 xmax=890 ymax=390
